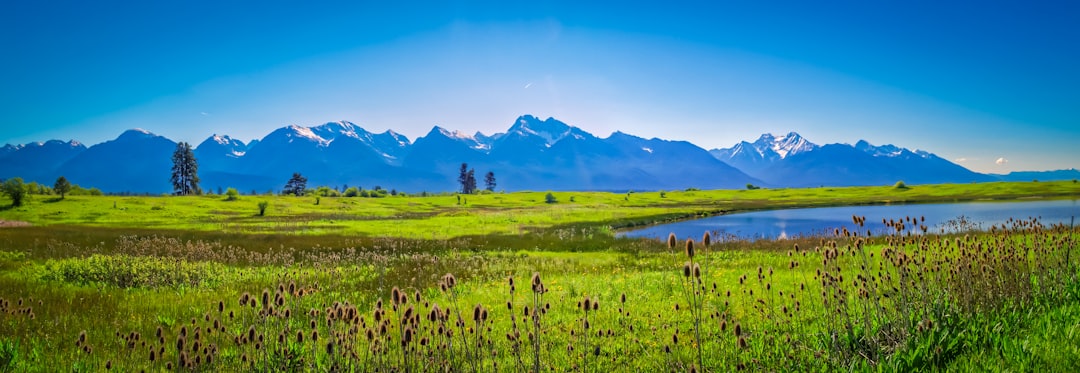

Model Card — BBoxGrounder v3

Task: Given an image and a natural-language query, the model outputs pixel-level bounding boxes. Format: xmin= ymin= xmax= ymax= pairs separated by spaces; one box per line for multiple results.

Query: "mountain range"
xmin=708 ymin=133 xmax=998 ymax=187
xmin=1 ymin=115 xmax=1074 ymax=194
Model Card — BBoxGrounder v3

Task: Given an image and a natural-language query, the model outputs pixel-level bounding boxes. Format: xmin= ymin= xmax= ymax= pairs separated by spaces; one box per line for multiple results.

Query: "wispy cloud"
xmin=523 ymin=82 xmax=532 ymax=89
xmin=995 ymin=157 xmax=1008 ymax=165
xmin=954 ymin=157 xmax=968 ymax=163
xmin=200 ymin=112 xmax=210 ymax=116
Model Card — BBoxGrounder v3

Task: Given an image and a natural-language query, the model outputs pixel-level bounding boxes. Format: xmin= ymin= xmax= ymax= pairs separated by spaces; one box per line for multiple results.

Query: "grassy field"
xmin=0 ymin=180 xmax=1078 ymax=372
xmin=1 ymin=180 xmax=1078 ymax=239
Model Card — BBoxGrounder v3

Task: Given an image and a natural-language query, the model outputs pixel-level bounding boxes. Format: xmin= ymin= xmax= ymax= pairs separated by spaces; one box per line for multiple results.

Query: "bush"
xmin=0 ymin=178 xmax=28 ymax=207
xmin=894 ymin=181 xmax=909 ymax=189
xmin=344 ymin=187 xmax=360 ymax=197
xmin=545 ymin=192 xmax=557 ymax=204
xmin=746 ymin=184 xmax=761 ymax=190
xmin=257 ymin=201 xmax=269 ymax=216
xmin=225 ymin=187 xmax=240 ymax=201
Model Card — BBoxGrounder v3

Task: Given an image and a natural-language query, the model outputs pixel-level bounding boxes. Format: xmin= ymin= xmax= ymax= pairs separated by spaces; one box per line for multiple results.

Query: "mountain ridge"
xmin=1 ymin=117 xmax=1069 ymax=193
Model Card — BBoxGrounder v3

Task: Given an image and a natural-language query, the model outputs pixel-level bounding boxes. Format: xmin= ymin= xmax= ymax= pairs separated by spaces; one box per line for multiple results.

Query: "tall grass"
xmin=0 ymin=215 xmax=1076 ymax=371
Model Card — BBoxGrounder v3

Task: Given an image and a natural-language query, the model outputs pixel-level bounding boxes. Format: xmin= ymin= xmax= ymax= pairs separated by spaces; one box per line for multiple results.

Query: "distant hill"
xmin=991 ymin=169 xmax=1080 ymax=182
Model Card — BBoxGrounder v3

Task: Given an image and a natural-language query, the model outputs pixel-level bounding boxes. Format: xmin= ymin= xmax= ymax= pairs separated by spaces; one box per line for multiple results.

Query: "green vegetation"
xmin=225 ymin=187 xmax=240 ymax=201
xmin=0 ymin=178 xmax=28 ymax=207
xmin=0 ymin=181 xmax=1076 ymax=371
xmin=0 ymin=180 xmax=1076 ymax=239
xmin=170 ymin=142 xmax=201 ymax=196
xmin=53 ymin=176 xmax=72 ymax=199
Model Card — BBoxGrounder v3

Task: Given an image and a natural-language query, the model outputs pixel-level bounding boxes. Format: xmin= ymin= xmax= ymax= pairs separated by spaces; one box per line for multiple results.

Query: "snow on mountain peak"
xmin=116 ymin=128 xmax=159 ymax=141
xmin=749 ymin=132 xmax=816 ymax=159
xmin=508 ymin=115 xmax=575 ymax=146
xmin=855 ymin=140 xmax=908 ymax=158
xmin=435 ymin=126 xmax=475 ymax=141
xmin=287 ymin=125 xmax=328 ymax=144
xmin=210 ymin=134 xmax=233 ymax=145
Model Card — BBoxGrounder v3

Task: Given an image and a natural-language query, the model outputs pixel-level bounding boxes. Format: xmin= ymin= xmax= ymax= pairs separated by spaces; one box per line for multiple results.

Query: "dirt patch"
xmin=0 ymin=220 xmax=31 ymax=228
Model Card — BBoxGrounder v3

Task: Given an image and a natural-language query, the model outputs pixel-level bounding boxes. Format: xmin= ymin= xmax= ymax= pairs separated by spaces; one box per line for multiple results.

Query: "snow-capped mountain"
xmin=0 ymin=140 xmax=86 ymax=182
xmin=709 ymin=132 xmax=818 ymax=178
xmin=0 ymin=144 xmax=24 ymax=158
xmin=4 ymin=115 xmax=1052 ymax=194
xmin=196 ymin=135 xmax=248 ymax=158
xmin=710 ymin=133 xmax=995 ymax=187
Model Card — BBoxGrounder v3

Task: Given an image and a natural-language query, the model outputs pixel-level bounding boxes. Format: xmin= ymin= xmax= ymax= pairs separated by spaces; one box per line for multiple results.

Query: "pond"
xmin=618 ymin=199 xmax=1080 ymax=241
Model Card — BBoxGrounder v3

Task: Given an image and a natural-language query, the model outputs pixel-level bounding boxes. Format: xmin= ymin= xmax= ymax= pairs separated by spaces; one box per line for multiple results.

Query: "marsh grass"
xmin=0 ymin=212 xmax=1076 ymax=371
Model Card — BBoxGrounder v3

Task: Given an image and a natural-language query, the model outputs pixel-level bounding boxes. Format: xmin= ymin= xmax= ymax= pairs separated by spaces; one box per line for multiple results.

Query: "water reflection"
xmin=619 ymin=199 xmax=1080 ymax=241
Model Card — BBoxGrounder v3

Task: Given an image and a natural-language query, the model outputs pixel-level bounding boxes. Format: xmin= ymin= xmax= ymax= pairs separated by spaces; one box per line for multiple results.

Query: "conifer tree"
xmin=170 ymin=142 xmax=201 ymax=195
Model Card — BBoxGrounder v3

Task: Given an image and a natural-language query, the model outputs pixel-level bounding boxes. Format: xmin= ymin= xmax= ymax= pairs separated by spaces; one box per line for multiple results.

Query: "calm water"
xmin=618 ymin=199 xmax=1080 ymax=241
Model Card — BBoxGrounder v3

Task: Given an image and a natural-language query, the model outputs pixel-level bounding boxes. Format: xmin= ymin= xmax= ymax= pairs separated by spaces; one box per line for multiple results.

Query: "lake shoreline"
xmin=618 ymin=196 xmax=1080 ymax=241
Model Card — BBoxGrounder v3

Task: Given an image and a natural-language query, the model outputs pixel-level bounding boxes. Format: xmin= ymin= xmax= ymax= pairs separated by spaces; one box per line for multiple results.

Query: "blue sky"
xmin=2 ymin=1 xmax=1078 ymax=173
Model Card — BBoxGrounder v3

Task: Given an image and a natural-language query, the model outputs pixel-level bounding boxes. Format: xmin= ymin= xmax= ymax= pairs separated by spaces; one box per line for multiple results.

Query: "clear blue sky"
xmin=2 ymin=1 xmax=1078 ymax=173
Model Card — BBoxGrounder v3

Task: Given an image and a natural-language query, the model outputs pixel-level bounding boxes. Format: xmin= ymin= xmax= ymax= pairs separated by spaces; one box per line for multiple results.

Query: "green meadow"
xmin=2 ymin=180 xmax=1077 ymax=238
xmin=0 ymin=180 xmax=1078 ymax=372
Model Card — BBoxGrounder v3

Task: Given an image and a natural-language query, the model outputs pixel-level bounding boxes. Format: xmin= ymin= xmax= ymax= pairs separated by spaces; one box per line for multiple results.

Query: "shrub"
xmin=344 ymin=187 xmax=360 ymax=197
xmin=894 ymin=181 xmax=909 ymax=189
xmin=0 ymin=178 xmax=28 ymax=207
xmin=746 ymin=184 xmax=761 ymax=190
xmin=225 ymin=187 xmax=240 ymax=201
xmin=257 ymin=201 xmax=269 ymax=216
xmin=545 ymin=192 xmax=557 ymax=204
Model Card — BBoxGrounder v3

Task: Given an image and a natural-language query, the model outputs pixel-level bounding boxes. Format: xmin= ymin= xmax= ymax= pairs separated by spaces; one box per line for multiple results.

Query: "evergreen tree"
xmin=465 ymin=169 xmax=477 ymax=194
xmin=283 ymin=173 xmax=308 ymax=196
xmin=53 ymin=176 xmax=71 ymax=199
xmin=484 ymin=171 xmax=496 ymax=192
xmin=170 ymin=142 xmax=201 ymax=195
xmin=458 ymin=163 xmax=470 ymax=193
